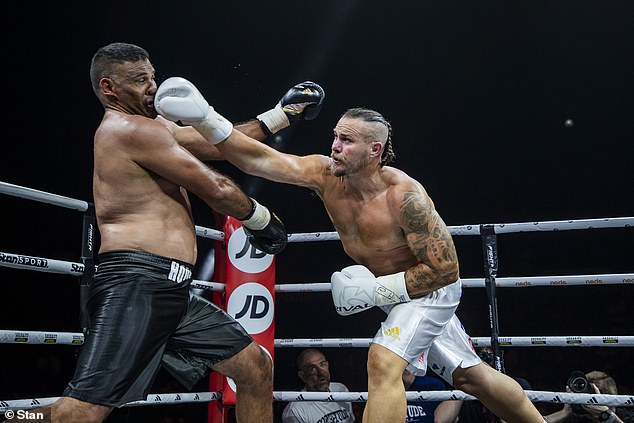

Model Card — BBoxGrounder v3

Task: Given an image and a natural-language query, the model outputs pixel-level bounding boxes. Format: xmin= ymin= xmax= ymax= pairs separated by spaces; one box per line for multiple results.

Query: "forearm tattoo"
xmin=401 ymin=191 xmax=459 ymax=292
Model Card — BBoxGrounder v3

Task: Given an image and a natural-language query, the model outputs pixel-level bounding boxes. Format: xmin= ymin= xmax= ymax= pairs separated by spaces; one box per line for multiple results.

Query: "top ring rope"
xmin=0 ymin=181 xmax=225 ymax=241
xmin=0 ymin=181 xmax=89 ymax=212
xmin=288 ymin=217 xmax=633 ymax=241
xmin=2 ymin=180 xmax=631 ymax=237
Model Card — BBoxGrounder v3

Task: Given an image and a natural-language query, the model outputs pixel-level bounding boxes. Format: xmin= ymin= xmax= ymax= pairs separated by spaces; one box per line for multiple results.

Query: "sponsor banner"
xmin=209 ymin=216 xmax=275 ymax=422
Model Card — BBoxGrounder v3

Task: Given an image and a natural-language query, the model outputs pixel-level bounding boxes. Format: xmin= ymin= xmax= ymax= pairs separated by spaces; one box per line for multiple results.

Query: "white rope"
xmin=2 ymin=390 xmax=631 ymax=411
xmin=274 ymin=336 xmax=634 ymax=348
xmin=1 ymin=180 xmax=631 ymax=235
xmin=0 ymin=181 xmax=89 ymax=212
xmin=3 ymin=251 xmax=631 ymax=289
xmin=3 ymin=331 xmax=632 ymax=347
xmin=191 ymin=280 xmax=225 ymax=291
xmin=0 ymin=252 xmax=84 ymax=275
xmin=287 ymin=217 xmax=634 ymax=241
xmin=195 ymin=225 xmax=224 ymax=241
xmin=274 ymin=274 xmax=634 ymax=292
xmin=274 ymin=390 xmax=633 ymax=407
xmin=0 ymin=392 xmax=220 ymax=412
xmin=0 ymin=330 xmax=85 ymax=345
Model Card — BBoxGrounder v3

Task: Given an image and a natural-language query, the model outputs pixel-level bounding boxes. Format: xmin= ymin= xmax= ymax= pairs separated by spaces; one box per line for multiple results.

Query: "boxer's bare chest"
xmin=321 ymin=188 xmax=414 ymax=273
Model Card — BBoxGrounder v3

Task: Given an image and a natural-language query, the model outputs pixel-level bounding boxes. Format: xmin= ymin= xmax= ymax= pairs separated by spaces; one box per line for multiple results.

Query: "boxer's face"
xmin=103 ymin=59 xmax=157 ymax=118
xmin=298 ymin=352 xmax=331 ymax=392
xmin=330 ymin=117 xmax=373 ymax=176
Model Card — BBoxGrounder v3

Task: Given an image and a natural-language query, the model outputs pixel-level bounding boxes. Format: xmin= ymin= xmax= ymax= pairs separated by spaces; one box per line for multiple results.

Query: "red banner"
xmin=208 ymin=215 xmax=276 ymax=422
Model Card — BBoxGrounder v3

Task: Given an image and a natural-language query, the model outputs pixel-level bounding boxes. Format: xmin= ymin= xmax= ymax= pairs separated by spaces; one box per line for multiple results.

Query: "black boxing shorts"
xmin=63 ymin=250 xmax=253 ymax=407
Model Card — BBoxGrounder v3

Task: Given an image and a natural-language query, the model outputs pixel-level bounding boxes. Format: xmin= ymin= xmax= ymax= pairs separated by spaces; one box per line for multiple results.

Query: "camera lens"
xmin=569 ymin=376 xmax=588 ymax=392
xmin=567 ymin=371 xmax=591 ymax=393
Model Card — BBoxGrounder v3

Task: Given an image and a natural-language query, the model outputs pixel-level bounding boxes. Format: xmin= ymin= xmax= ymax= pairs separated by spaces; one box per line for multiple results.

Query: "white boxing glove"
xmin=155 ymin=77 xmax=233 ymax=144
xmin=330 ymin=265 xmax=411 ymax=316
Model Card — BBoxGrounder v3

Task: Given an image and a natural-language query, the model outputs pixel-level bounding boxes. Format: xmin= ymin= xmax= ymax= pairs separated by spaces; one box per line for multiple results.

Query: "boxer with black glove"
xmin=240 ymin=198 xmax=287 ymax=255
xmin=257 ymin=81 xmax=325 ymax=135
xmin=155 ymin=76 xmax=287 ymax=255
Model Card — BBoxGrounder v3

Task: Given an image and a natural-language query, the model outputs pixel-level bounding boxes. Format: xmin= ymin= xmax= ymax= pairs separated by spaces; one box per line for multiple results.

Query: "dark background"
xmin=1 ymin=1 xmax=633 ymax=421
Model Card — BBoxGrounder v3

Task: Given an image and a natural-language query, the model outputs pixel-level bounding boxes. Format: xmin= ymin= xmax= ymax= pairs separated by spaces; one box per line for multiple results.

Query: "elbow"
xmin=440 ymin=262 xmax=460 ymax=286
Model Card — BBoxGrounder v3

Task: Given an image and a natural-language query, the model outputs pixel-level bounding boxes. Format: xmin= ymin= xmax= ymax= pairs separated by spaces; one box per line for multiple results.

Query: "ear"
xmin=369 ymin=141 xmax=383 ymax=158
xmin=99 ymin=77 xmax=116 ymax=97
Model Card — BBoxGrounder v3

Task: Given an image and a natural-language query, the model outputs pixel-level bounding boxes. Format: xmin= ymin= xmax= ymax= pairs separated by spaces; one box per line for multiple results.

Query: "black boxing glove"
xmin=240 ymin=198 xmax=287 ymax=255
xmin=257 ymin=81 xmax=325 ymax=135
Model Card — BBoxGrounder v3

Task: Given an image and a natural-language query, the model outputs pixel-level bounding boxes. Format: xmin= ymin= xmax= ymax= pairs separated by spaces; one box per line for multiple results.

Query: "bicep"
xmin=129 ymin=123 xmax=222 ymax=193
xmin=220 ymin=130 xmax=328 ymax=189
xmin=398 ymin=188 xmax=458 ymax=271
xmin=173 ymin=125 xmax=223 ymax=161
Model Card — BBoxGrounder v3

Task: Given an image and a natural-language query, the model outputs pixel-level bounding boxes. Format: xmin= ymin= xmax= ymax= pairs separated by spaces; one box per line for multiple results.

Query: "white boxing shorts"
xmin=372 ymin=279 xmax=481 ymax=385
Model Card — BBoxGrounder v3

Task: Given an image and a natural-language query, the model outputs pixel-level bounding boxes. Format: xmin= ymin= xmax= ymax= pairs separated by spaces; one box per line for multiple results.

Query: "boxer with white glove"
xmin=155 ymin=77 xmax=233 ymax=144
xmin=257 ymin=81 xmax=325 ymax=135
xmin=331 ymin=265 xmax=411 ymax=316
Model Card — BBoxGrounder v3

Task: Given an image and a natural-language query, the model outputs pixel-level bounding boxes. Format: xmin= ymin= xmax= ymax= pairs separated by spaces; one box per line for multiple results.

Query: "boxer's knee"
xmin=214 ymin=342 xmax=272 ymax=388
xmin=367 ymin=344 xmax=406 ymax=384
xmin=50 ymin=397 xmax=112 ymax=423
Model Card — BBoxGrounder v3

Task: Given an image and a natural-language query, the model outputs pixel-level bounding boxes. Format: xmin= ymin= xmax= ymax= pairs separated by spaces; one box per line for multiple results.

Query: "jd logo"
xmin=234 ymin=237 xmax=268 ymax=260
xmin=235 ymin=295 xmax=269 ymax=319
xmin=227 ymin=283 xmax=274 ymax=334
xmin=228 ymin=227 xmax=273 ymax=274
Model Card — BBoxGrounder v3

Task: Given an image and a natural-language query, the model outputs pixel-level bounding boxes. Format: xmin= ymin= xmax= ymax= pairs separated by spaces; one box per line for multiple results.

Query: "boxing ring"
xmin=1 ymin=180 xmax=633 ymax=419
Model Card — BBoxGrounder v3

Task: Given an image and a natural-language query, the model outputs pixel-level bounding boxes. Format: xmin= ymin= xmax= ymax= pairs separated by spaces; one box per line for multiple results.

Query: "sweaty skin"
xmin=209 ymin=116 xmax=459 ymax=296
xmin=194 ymin=113 xmax=542 ymax=423
xmin=93 ymin=60 xmax=251 ymax=264
xmin=27 ymin=48 xmax=272 ymax=423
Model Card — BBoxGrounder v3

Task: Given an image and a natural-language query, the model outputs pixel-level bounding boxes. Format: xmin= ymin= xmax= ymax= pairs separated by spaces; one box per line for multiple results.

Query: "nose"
xmin=148 ymin=80 xmax=158 ymax=94
xmin=331 ymin=138 xmax=341 ymax=153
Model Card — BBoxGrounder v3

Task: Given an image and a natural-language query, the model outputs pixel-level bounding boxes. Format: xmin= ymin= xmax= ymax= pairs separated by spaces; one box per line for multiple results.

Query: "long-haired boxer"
xmin=155 ymin=80 xmax=545 ymax=423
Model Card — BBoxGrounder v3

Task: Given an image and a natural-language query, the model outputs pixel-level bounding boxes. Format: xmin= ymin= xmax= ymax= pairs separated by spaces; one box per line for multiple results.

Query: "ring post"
xmin=208 ymin=214 xmax=276 ymax=423
xmin=480 ymin=224 xmax=505 ymax=372
xmin=79 ymin=203 xmax=96 ymax=334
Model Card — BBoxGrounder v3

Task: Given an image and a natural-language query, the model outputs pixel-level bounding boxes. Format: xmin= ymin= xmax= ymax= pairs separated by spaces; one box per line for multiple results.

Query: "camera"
xmin=567 ymin=371 xmax=593 ymax=416
xmin=567 ymin=371 xmax=592 ymax=393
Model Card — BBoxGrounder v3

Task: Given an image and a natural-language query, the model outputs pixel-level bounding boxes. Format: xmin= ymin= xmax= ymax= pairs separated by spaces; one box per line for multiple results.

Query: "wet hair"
xmin=89 ymin=42 xmax=150 ymax=95
xmin=341 ymin=107 xmax=395 ymax=166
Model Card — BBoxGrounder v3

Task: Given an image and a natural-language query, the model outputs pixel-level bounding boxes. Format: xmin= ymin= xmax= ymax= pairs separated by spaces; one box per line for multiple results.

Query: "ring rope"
xmin=287 ymin=217 xmax=633 ymax=241
xmin=273 ymin=337 xmax=634 ymax=348
xmin=0 ymin=181 xmax=89 ymax=212
xmin=2 ymin=180 xmax=632 ymax=238
xmin=2 ymin=331 xmax=632 ymax=347
xmin=2 ymin=252 xmax=631 ymax=289
xmin=2 ymin=390 xmax=631 ymax=412
xmin=273 ymin=274 xmax=634 ymax=292
xmin=0 ymin=392 xmax=220 ymax=412
xmin=2 ymin=181 xmax=633 ymax=413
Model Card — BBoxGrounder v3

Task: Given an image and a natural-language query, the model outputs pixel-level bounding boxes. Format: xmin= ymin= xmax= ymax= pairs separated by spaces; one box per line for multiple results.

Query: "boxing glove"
xmin=240 ymin=198 xmax=287 ymax=255
xmin=331 ymin=265 xmax=411 ymax=316
xmin=257 ymin=81 xmax=325 ymax=135
xmin=155 ymin=77 xmax=233 ymax=144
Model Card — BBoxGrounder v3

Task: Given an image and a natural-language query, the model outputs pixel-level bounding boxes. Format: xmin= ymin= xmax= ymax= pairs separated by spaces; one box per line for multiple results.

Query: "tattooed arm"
xmin=398 ymin=186 xmax=460 ymax=298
